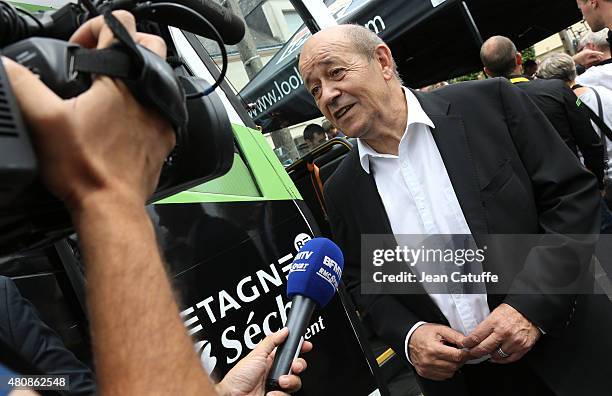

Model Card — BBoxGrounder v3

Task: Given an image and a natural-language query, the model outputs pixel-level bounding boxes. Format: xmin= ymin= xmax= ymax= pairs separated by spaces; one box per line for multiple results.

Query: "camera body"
xmin=0 ymin=4 xmax=236 ymax=254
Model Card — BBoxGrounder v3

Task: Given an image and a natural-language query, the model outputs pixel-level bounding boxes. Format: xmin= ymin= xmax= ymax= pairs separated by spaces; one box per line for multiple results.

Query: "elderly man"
xmin=299 ymin=24 xmax=611 ymax=396
xmin=573 ymin=29 xmax=610 ymax=70
xmin=577 ymin=28 xmax=611 ymax=65
xmin=576 ymin=29 xmax=612 ymax=89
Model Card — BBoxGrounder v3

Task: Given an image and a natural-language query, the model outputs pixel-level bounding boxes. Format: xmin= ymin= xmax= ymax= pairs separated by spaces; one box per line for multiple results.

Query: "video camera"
xmin=0 ymin=0 xmax=246 ymax=254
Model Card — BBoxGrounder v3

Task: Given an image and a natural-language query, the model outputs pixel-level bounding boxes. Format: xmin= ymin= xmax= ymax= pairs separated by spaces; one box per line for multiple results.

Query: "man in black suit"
xmin=480 ymin=35 xmax=605 ymax=189
xmin=0 ymin=276 xmax=96 ymax=395
xmin=299 ymin=24 xmax=611 ymax=395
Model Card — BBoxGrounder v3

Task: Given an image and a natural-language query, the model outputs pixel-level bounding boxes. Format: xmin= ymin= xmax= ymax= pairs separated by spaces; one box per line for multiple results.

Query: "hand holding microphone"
xmin=215 ymin=327 xmax=311 ymax=396
xmin=266 ymin=237 xmax=344 ymax=392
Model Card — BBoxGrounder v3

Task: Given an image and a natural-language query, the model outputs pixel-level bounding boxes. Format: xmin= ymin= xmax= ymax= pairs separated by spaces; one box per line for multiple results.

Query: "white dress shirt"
xmin=576 ymin=63 xmax=612 ymax=93
xmin=357 ymin=88 xmax=490 ymax=364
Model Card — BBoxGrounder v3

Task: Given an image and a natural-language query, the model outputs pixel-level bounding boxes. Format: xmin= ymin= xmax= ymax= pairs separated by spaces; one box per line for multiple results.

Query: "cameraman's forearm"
xmin=73 ymin=193 xmax=216 ymax=395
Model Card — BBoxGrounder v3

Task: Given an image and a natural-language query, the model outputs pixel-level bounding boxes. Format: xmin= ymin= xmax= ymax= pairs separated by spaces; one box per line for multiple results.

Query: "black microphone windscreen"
xmin=148 ymin=0 xmax=245 ymax=45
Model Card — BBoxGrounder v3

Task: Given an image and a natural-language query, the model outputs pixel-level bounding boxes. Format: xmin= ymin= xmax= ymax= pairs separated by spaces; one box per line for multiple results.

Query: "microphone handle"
xmin=266 ymin=295 xmax=316 ymax=392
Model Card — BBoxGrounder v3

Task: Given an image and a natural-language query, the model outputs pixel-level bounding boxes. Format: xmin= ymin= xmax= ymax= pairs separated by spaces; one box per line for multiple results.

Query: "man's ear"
xmin=483 ymin=67 xmax=493 ymax=78
xmin=374 ymin=44 xmax=395 ymax=81
xmin=516 ymin=52 xmax=523 ymax=66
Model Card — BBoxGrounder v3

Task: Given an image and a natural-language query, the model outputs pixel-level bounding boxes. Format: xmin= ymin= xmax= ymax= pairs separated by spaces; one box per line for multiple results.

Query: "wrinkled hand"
xmin=2 ymin=11 xmax=174 ymax=212
xmin=216 ymin=328 xmax=313 ymax=396
xmin=408 ymin=324 xmax=470 ymax=381
xmin=573 ymin=48 xmax=605 ymax=68
xmin=463 ymin=303 xmax=540 ymax=364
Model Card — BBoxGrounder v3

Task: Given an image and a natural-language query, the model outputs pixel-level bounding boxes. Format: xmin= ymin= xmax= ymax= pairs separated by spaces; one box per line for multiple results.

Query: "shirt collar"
xmin=358 ymin=87 xmax=435 ymax=174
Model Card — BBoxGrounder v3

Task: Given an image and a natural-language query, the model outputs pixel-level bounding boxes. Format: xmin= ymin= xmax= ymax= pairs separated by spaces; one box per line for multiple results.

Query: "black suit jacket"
xmin=513 ymin=78 xmax=605 ymax=187
xmin=0 ymin=276 xmax=95 ymax=395
xmin=324 ymin=78 xmax=612 ymax=395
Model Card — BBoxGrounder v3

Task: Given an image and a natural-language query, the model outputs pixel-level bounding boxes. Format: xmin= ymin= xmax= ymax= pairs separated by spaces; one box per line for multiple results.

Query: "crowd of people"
xmin=1 ymin=1 xmax=612 ymax=396
xmin=417 ymin=25 xmax=612 ymax=229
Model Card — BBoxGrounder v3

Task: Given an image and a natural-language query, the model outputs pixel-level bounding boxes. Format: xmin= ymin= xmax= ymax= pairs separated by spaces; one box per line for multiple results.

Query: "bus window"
xmin=194 ymin=1 xmax=310 ymax=167
xmin=195 ymin=0 xmax=307 ymax=94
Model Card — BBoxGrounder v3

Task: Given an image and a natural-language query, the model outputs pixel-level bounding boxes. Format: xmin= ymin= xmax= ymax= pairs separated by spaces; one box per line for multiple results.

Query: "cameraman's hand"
xmin=2 ymin=11 xmax=174 ymax=214
xmin=5 ymin=14 xmax=219 ymax=396
xmin=215 ymin=328 xmax=312 ymax=396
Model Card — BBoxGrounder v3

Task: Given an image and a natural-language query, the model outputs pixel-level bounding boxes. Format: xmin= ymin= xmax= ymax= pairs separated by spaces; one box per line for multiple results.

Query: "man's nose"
xmin=320 ymin=82 xmax=341 ymax=111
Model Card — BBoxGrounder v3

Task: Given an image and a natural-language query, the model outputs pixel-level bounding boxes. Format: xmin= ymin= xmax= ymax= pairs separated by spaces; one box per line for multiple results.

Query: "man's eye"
xmin=310 ymin=86 xmax=320 ymax=96
xmin=330 ymin=68 xmax=344 ymax=78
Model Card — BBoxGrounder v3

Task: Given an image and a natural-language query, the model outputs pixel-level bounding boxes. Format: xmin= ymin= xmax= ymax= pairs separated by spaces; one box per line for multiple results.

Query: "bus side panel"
xmin=151 ymin=199 xmax=382 ymax=396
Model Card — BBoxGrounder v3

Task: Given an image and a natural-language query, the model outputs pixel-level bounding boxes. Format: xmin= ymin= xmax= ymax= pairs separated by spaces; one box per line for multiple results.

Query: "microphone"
xmin=133 ymin=0 xmax=246 ymax=45
xmin=266 ymin=237 xmax=344 ymax=391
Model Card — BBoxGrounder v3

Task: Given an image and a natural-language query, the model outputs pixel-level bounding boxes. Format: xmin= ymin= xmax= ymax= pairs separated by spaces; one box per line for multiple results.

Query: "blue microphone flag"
xmin=287 ymin=237 xmax=344 ymax=308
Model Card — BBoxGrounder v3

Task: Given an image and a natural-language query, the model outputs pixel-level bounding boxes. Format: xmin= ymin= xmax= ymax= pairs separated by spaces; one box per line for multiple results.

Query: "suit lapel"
xmin=347 ymin=150 xmax=394 ymax=235
xmin=414 ymin=90 xmax=489 ymax=237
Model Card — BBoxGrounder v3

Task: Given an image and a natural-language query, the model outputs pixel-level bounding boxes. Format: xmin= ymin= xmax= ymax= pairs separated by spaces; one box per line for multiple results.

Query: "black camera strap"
xmin=578 ymin=87 xmax=611 ymax=181
xmin=67 ymin=10 xmax=187 ymax=132
xmin=70 ymin=11 xmax=145 ymax=81
xmin=580 ymin=88 xmax=612 ymax=143
xmin=71 ymin=46 xmax=134 ymax=78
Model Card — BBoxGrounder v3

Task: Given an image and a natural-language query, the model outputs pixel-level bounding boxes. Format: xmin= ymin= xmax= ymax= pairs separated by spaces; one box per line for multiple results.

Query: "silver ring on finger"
xmin=496 ymin=346 xmax=510 ymax=358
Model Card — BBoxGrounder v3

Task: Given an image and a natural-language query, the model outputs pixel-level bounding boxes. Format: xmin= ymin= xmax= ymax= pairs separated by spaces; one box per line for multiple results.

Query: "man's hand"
xmin=573 ymin=48 xmax=605 ymax=68
xmin=3 ymin=11 xmax=174 ymax=213
xmin=215 ymin=328 xmax=312 ymax=396
xmin=408 ymin=324 xmax=469 ymax=381
xmin=463 ymin=303 xmax=540 ymax=364
xmin=6 ymin=13 xmax=215 ymax=396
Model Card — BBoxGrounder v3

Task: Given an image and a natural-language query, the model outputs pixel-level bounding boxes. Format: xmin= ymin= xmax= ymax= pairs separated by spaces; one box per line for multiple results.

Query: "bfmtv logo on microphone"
xmin=317 ymin=256 xmax=341 ymax=290
xmin=323 ymin=255 xmax=342 ymax=277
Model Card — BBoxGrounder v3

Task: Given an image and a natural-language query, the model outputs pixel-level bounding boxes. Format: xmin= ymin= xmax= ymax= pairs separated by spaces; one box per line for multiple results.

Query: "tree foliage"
xmin=521 ymin=46 xmax=536 ymax=61
xmin=449 ymin=71 xmax=483 ymax=83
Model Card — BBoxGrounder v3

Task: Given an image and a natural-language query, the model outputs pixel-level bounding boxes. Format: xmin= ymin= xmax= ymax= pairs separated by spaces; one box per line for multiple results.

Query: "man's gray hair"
xmin=342 ymin=24 xmax=403 ymax=83
xmin=578 ymin=28 xmax=610 ymax=52
xmin=536 ymin=53 xmax=577 ymax=82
